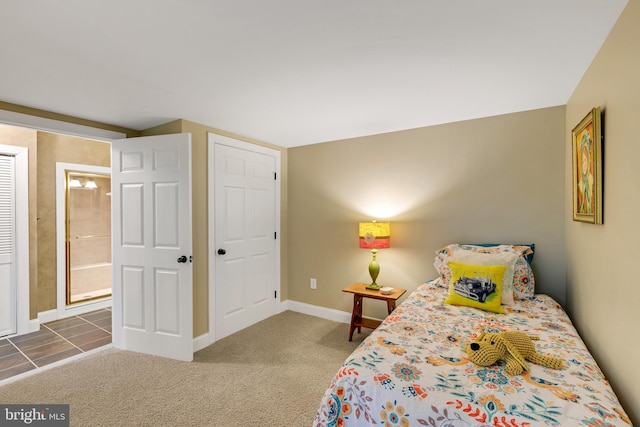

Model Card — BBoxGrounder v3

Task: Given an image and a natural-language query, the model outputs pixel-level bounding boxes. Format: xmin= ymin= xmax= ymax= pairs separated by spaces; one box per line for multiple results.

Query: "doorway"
xmin=0 ymin=115 xmax=124 ymax=337
xmin=56 ymin=163 xmax=112 ymax=319
xmin=65 ymin=171 xmax=112 ymax=304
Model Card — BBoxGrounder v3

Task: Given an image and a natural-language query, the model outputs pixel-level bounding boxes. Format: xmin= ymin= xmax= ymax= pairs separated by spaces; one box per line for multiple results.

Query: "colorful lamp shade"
xmin=359 ymin=221 xmax=390 ymax=249
xmin=359 ymin=221 xmax=390 ymax=290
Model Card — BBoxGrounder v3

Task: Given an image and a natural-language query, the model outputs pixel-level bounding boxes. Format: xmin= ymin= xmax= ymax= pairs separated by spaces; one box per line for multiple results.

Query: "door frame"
xmin=207 ymin=133 xmax=282 ymax=344
xmin=0 ymin=110 xmax=125 ymax=333
xmin=0 ymin=144 xmax=29 ymax=337
xmin=55 ymin=162 xmax=112 ymax=319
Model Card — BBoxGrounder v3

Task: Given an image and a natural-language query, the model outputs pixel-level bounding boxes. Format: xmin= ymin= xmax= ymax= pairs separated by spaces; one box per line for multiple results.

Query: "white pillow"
xmin=448 ymin=247 xmax=519 ymax=305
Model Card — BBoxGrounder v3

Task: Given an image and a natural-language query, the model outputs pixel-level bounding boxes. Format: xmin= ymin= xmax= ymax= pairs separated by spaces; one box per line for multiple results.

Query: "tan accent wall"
xmin=36 ymin=132 xmax=111 ymax=312
xmin=565 ymin=0 xmax=640 ymax=422
xmin=288 ymin=106 xmax=566 ymax=321
xmin=142 ymin=120 xmax=288 ymax=337
xmin=0 ymin=124 xmax=38 ymax=318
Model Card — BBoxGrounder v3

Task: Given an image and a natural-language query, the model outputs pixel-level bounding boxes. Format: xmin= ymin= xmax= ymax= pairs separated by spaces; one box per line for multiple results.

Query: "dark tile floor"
xmin=0 ymin=308 xmax=112 ymax=382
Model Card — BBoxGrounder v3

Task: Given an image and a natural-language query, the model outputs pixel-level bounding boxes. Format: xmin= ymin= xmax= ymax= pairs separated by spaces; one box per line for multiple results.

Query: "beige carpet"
xmin=0 ymin=311 xmax=370 ymax=427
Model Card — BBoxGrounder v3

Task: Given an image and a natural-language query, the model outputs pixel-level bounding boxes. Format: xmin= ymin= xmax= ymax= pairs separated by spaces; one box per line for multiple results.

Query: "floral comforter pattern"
xmin=314 ymin=281 xmax=631 ymax=427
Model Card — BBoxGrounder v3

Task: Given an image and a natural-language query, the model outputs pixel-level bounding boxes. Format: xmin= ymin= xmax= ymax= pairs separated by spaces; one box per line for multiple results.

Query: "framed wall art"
xmin=572 ymin=107 xmax=602 ymax=224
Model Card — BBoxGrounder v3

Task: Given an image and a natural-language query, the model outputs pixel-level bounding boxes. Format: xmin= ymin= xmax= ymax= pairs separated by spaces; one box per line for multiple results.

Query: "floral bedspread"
xmin=314 ymin=281 xmax=631 ymax=426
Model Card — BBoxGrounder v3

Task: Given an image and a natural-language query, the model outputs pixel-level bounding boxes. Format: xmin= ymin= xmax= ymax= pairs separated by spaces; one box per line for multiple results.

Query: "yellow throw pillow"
xmin=444 ymin=261 xmax=506 ymax=314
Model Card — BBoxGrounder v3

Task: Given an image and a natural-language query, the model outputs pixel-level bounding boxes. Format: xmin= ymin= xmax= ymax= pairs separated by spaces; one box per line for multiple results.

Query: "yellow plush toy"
xmin=464 ymin=331 xmax=564 ymax=375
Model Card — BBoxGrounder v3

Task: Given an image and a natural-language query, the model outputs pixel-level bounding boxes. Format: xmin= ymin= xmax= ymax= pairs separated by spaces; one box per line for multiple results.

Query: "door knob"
xmin=177 ymin=255 xmax=187 ymax=263
xmin=217 ymin=249 xmax=226 ymax=255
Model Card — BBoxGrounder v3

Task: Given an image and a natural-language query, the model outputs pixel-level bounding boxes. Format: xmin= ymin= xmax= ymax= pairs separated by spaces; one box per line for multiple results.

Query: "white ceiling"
xmin=0 ymin=1 xmax=628 ymax=147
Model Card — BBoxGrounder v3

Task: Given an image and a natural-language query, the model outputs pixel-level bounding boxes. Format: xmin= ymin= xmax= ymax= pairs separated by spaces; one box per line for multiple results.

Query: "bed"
xmin=314 ymin=244 xmax=631 ymax=426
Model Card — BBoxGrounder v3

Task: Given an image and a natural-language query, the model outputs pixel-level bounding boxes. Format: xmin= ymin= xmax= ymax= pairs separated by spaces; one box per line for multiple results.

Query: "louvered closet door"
xmin=0 ymin=154 xmax=16 ymax=337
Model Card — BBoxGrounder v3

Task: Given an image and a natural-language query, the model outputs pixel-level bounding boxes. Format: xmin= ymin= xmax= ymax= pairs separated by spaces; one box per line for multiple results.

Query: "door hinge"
xmin=274 ymin=290 xmax=277 ymax=298
xmin=274 ymin=172 xmax=277 ymax=180
xmin=274 ymin=231 xmax=277 ymax=239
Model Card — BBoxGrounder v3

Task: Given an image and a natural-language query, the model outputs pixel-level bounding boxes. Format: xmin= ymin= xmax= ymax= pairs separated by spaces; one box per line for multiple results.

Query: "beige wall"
xmin=0 ymin=124 xmax=38 ymax=318
xmin=565 ymin=0 xmax=640 ymax=422
xmin=36 ymin=132 xmax=111 ymax=311
xmin=288 ymin=106 xmax=566 ymax=321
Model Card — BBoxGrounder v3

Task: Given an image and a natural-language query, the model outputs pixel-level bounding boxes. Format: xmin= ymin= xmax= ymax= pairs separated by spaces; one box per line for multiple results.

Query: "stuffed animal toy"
xmin=464 ymin=331 xmax=564 ymax=375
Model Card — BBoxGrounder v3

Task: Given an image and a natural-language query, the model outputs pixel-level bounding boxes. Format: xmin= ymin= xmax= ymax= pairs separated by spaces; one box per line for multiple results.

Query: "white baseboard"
xmin=28 ymin=318 xmax=41 ymax=333
xmin=194 ymin=301 xmax=346 ymax=352
xmin=193 ymin=333 xmax=214 ymax=352
xmin=284 ymin=300 xmax=352 ymax=324
xmin=37 ymin=297 xmax=112 ymax=326
xmin=32 ymin=301 xmax=350 ymax=356
xmin=57 ymin=298 xmax=112 ymax=320
xmin=38 ymin=309 xmax=58 ymax=324
xmin=278 ymin=299 xmax=288 ymax=314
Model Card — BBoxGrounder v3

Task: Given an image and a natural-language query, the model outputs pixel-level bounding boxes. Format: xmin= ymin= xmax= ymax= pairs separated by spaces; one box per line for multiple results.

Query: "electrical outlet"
xmin=310 ymin=278 xmax=317 ymax=289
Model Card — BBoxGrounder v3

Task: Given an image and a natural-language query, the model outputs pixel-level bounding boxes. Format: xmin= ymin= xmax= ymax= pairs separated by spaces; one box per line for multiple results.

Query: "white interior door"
xmin=210 ymin=134 xmax=279 ymax=340
xmin=0 ymin=154 xmax=16 ymax=337
xmin=111 ymin=133 xmax=193 ymax=361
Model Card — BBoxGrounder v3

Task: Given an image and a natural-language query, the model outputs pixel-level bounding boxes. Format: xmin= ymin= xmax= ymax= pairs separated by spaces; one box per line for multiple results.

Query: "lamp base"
xmin=366 ymin=249 xmax=381 ymax=290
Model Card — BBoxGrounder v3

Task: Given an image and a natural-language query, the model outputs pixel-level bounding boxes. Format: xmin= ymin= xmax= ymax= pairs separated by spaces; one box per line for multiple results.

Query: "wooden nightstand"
xmin=342 ymin=282 xmax=407 ymax=341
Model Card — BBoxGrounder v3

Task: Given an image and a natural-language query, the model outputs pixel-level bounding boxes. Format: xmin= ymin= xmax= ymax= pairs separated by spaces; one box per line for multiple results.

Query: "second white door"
xmin=210 ymin=134 xmax=279 ymax=340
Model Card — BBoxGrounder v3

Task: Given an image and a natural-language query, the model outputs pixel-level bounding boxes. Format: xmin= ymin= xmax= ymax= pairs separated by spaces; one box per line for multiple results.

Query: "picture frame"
xmin=572 ymin=107 xmax=602 ymax=224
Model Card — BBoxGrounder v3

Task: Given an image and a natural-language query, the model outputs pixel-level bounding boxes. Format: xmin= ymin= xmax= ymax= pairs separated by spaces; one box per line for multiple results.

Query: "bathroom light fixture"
xmin=69 ymin=178 xmax=82 ymax=188
xmin=69 ymin=176 xmax=99 ymax=189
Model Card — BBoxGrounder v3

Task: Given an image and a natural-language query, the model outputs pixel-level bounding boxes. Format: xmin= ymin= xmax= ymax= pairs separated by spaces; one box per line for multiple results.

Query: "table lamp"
xmin=359 ymin=221 xmax=390 ymax=290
